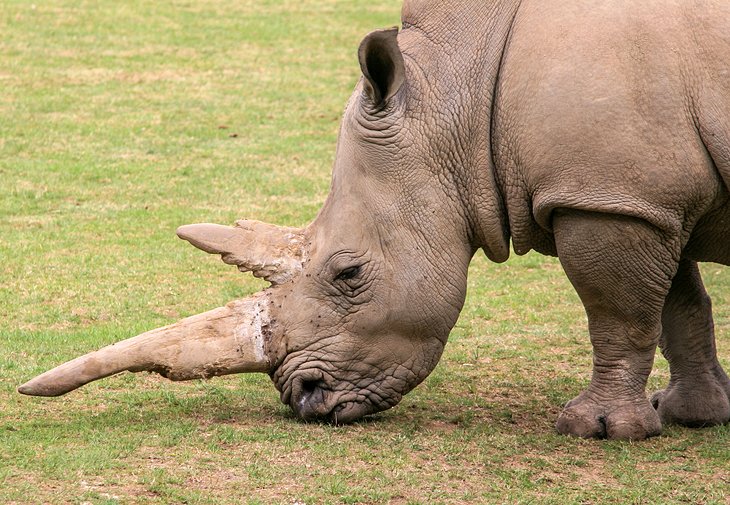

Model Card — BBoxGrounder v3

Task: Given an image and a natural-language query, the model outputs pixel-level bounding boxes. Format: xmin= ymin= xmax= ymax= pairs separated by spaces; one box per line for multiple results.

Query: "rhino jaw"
xmin=18 ymin=292 xmax=276 ymax=397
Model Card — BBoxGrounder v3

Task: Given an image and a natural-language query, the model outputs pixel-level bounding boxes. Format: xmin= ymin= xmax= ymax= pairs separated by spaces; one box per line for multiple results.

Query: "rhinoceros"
xmin=19 ymin=0 xmax=730 ymax=440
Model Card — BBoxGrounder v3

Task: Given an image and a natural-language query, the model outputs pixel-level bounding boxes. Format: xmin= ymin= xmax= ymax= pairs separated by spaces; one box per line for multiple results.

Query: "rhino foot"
xmin=556 ymin=391 xmax=662 ymax=440
xmin=651 ymin=367 xmax=730 ymax=428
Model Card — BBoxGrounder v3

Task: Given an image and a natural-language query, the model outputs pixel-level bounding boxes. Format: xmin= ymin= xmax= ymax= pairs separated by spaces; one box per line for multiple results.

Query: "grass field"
xmin=1 ymin=1 xmax=729 ymax=503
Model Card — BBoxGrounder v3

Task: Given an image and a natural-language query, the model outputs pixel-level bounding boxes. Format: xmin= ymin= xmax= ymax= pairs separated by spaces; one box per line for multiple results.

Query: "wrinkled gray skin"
xmin=270 ymin=0 xmax=730 ymax=439
xmin=22 ymin=0 xmax=730 ymax=440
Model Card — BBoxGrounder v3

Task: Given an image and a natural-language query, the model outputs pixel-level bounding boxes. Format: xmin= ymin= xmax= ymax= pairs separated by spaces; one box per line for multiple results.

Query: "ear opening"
xmin=358 ymin=28 xmax=405 ymax=107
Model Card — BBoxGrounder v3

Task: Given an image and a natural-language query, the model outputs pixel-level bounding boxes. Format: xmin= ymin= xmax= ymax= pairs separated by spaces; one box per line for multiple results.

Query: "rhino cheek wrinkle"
xmin=19 ymin=0 xmax=730 ymax=440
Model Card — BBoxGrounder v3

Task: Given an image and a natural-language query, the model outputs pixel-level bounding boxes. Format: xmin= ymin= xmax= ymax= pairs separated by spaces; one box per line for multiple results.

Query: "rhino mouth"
xmin=274 ymin=365 xmax=397 ymax=424
xmin=290 ymin=386 xmax=384 ymax=425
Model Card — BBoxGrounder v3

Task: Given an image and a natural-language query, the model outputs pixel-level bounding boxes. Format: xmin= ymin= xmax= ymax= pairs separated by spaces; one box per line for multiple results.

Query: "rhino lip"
xmin=274 ymin=359 xmax=382 ymax=424
xmin=329 ymin=402 xmax=368 ymax=425
xmin=284 ymin=372 xmax=371 ymax=424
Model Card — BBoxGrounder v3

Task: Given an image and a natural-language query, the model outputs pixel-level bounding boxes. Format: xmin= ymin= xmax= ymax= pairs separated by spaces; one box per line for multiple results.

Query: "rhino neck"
xmin=399 ymin=0 xmax=522 ymax=263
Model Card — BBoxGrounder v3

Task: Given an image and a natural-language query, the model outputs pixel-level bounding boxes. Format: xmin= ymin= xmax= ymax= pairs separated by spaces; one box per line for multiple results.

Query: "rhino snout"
xmin=286 ymin=370 xmax=376 ymax=424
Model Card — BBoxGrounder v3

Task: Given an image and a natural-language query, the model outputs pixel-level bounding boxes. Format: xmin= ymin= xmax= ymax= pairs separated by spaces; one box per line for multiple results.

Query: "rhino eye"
xmin=335 ymin=265 xmax=361 ymax=281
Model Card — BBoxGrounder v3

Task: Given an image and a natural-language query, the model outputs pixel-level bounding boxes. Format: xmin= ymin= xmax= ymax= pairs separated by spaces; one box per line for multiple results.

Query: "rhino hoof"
xmin=556 ymin=392 xmax=662 ymax=440
xmin=651 ymin=373 xmax=730 ymax=428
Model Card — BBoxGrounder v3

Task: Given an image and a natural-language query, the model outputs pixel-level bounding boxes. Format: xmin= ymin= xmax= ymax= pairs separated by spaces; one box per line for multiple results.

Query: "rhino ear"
xmin=358 ymin=28 xmax=405 ymax=108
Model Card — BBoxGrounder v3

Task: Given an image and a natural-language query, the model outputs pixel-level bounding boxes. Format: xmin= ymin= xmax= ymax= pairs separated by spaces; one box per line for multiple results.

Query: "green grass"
xmin=2 ymin=1 xmax=729 ymax=503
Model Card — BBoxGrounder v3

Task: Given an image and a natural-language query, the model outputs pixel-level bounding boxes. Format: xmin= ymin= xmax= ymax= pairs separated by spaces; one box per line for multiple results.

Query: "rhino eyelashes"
xmin=335 ymin=265 xmax=361 ymax=281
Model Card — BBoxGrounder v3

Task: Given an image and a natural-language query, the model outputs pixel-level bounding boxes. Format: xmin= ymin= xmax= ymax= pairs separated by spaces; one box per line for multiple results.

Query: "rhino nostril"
xmin=292 ymin=378 xmax=330 ymax=420
xmin=301 ymin=380 xmax=319 ymax=395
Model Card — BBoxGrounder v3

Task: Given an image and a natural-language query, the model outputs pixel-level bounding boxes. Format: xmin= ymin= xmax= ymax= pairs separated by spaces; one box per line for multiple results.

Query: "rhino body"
xmin=21 ymin=0 xmax=730 ymax=440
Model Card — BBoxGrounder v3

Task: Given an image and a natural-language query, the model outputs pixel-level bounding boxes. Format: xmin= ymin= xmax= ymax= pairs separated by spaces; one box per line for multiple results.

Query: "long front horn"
xmin=18 ymin=293 xmax=274 ymax=397
xmin=177 ymin=220 xmax=307 ymax=285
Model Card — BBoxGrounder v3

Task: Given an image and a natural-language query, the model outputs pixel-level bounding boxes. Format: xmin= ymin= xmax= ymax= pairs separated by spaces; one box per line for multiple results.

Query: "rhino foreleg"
xmin=651 ymin=259 xmax=730 ymax=427
xmin=552 ymin=210 xmax=679 ymax=440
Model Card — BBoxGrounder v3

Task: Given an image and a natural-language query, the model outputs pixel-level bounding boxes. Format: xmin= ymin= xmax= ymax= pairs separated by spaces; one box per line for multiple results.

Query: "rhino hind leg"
xmin=651 ymin=259 xmax=730 ymax=427
xmin=552 ymin=210 xmax=679 ymax=440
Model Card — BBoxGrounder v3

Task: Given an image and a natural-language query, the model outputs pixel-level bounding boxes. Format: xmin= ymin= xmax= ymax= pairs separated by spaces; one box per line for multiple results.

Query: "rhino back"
xmin=491 ymin=0 xmax=730 ymax=257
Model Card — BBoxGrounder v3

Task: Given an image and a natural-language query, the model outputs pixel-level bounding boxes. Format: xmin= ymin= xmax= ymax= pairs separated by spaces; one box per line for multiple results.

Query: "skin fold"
xmin=20 ymin=0 xmax=730 ymax=440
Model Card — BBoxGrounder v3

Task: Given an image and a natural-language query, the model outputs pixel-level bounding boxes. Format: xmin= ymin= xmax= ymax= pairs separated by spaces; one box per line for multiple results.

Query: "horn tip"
xmin=176 ymin=223 xmax=235 ymax=255
xmin=17 ymin=379 xmax=61 ymax=397
xmin=176 ymin=224 xmax=196 ymax=241
xmin=176 ymin=223 xmax=212 ymax=252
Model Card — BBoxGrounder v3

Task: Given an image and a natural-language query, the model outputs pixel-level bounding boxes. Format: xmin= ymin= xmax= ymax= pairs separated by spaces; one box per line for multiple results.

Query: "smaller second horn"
xmin=177 ymin=220 xmax=307 ymax=285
